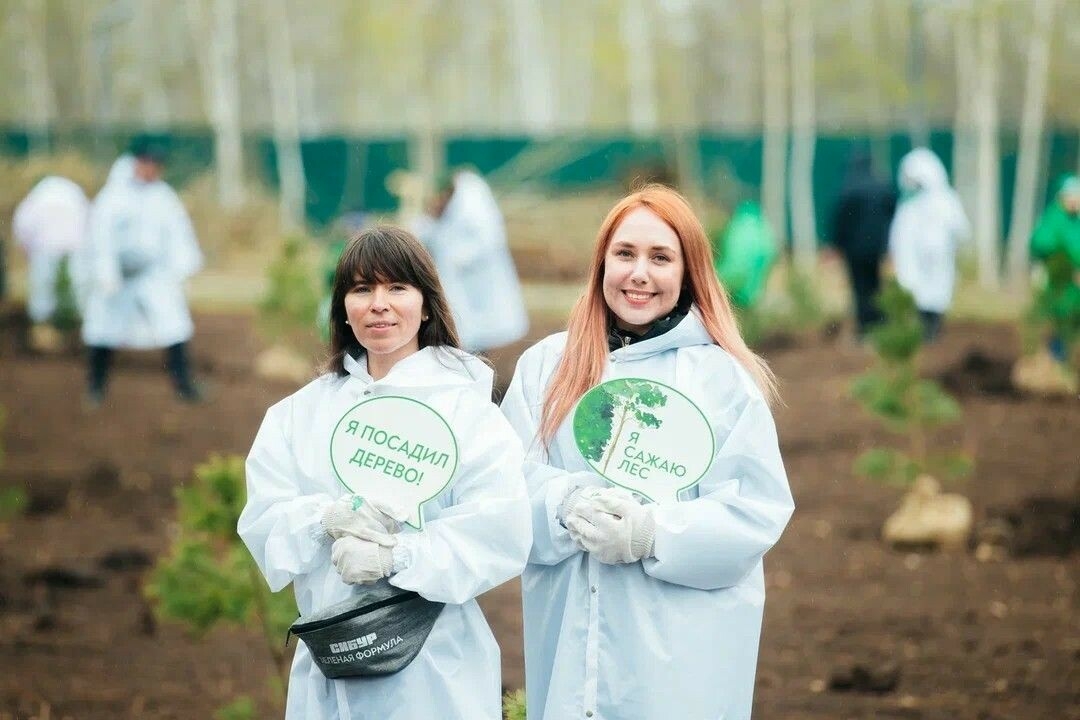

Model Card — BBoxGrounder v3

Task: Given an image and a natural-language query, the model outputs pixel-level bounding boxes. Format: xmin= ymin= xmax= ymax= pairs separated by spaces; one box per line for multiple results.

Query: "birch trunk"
xmin=560 ymin=0 xmax=594 ymax=129
xmin=263 ymin=0 xmax=307 ymax=230
xmin=855 ymin=0 xmax=890 ymax=172
xmin=15 ymin=1 xmax=54 ymax=153
xmin=761 ymin=0 xmax=789 ymax=247
xmin=187 ymin=0 xmax=245 ymax=208
xmin=1006 ymin=0 xmax=1056 ymax=289
xmin=621 ymin=0 xmax=658 ymax=136
xmin=406 ymin=2 xmax=442 ymax=201
xmin=951 ymin=8 xmax=978 ymax=225
xmin=972 ymin=2 xmax=1002 ymax=289
xmin=508 ymin=0 xmax=555 ymax=132
xmin=788 ymin=0 xmax=817 ymax=273
xmin=130 ymin=1 xmax=170 ymax=128
xmin=463 ymin=0 xmax=496 ymax=129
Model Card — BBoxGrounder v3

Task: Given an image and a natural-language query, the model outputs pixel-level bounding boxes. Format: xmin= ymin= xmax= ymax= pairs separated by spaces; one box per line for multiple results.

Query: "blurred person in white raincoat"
xmin=416 ymin=169 xmax=527 ymax=352
xmin=80 ymin=139 xmax=204 ymax=405
xmin=888 ymin=148 xmax=970 ymax=342
xmin=12 ymin=175 xmax=89 ymax=349
xmin=501 ymin=185 xmax=794 ymax=720
xmin=238 ymin=226 xmax=531 ymax=719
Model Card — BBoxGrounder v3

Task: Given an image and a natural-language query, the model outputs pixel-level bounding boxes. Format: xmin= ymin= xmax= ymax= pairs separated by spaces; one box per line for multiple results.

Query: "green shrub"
xmin=785 ymin=266 xmax=825 ymax=330
xmin=503 ymin=689 xmax=526 ymax=720
xmin=849 ymin=280 xmax=973 ymax=487
xmin=258 ymin=236 xmax=321 ymax=350
xmin=51 ymin=256 xmax=80 ymax=332
xmin=146 ymin=454 xmax=296 ymax=713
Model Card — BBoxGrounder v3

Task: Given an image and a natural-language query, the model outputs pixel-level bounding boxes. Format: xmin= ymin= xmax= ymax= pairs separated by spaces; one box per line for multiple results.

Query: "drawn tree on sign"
xmin=574 ymin=379 xmax=668 ymax=473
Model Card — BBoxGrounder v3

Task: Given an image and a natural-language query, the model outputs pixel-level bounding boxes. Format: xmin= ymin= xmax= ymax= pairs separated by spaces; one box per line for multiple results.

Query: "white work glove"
xmin=555 ymin=474 xmax=608 ymax=527
xmin=565 ymin=487 xmax=657 ymax=564
xmin=331 ymin=536 xmax=395 ymax=585
xmin=321 ymin=494 xmax=405 ymax=547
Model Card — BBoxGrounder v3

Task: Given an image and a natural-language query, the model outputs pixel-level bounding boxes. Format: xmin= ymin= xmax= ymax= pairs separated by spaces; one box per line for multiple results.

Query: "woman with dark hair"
xmin=239 ymin=226 xmax=531 ymax=719
xmin=501 ymin=186 xmax=794 ymax=719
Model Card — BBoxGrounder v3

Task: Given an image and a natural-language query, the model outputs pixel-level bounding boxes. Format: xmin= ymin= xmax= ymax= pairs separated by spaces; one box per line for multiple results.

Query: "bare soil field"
xmin=0 ymin=308 xmax=1077 ymax=719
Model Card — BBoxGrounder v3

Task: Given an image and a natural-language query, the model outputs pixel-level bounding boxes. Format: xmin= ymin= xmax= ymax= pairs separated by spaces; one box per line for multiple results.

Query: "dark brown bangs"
xmin=337 ymin=230 xmax=425 ymax=289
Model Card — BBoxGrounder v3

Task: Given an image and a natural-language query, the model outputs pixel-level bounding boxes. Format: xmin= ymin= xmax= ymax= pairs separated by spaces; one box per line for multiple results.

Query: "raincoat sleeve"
xmin=85 ymin=194 xmax=122 ymax=295
xmin=12 ymin=191 xmax=39 ymax=251
xmin=162 ymin=188 xmax=203 ymax=282
xmin=643 ymin=380 xmax=794 ymax=591
xmin=389 ymin=401 xmax=531 ymax=605
xmin=501 ymin=349 xmax=602 ymax=566
xmin=239 ymin=398 xmax=335 ymax=593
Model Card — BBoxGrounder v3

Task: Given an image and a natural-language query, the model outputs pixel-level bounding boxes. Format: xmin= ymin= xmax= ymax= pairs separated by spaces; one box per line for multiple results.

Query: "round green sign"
xmin=330 ymin=396 xmax=458 ymax=528
xmin=572 ymin=377 xmax=714 ymax=503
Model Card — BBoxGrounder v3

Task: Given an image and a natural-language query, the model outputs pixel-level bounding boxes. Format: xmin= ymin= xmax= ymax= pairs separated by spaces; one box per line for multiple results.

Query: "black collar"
xmin=607 ymin=294 xmax=692 ymax=351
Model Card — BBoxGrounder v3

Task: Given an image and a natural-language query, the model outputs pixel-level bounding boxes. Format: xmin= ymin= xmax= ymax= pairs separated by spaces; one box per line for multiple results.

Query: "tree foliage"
xmin=258 ymin=236 xmax=320 ymax=348
xmin=50 ymin=255 xmax=80 ymax=332
xmin=146 ymin=454 xmax=296 ymax=712
xmin=574 ymin=378 xmax=667 ymax=472
xmin=849 ymin=280 xmax=973 ymax=487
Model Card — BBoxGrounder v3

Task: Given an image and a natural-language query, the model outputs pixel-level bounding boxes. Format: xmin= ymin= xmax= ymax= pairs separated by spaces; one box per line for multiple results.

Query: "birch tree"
xmin=950 ymin=5 xmax=978 ymax=227
xmin=11 ymin=0 xmax=55 ymax=153
xmin=508 ymin=0 xmax=556 ymax=132
xmin=1006 ymin=0 xmax=1056 ymax=288
xmin=187 ymin=0 xmax=245 ymax=208
xmin=621 ymin=0 xmax=658 ymax=135
xmin=262 ymin=0 xmax=306 ymax=230
xmin=559 ymin=0 xmax=594 ymax=129
xmin=761 ymin=0 xmax=789 ymax=246
xmin=855 ymin=0 xmax=890 ymax=172
xmin=972 ymin=1 xmax=1002 ymax=289
xmin=128 ymin=1 xmax=170 ymax=128
xmin=788 ymin=0 xmax=818 ymax=272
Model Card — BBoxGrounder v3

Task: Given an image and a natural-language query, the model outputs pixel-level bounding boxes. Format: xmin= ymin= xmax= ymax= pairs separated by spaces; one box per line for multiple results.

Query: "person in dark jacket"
xmin=829 ymin=152 xmax=898 ymax=340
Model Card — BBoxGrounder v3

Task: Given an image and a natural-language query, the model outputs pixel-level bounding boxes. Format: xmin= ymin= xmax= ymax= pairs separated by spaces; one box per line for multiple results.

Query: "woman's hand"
xmin=321 ymin=494 xmax=405 ymax=546
xmin=565 ymin=487 xmax=656 ymax=564
xmin=331 ymin=536 xmax=395 ymax=585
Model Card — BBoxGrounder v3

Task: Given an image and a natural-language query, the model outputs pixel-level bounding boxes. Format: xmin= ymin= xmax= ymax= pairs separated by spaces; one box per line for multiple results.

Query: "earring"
xmin=422 ymin=315 xmax=429 ymax=322
xmin=345 ymin=320 xmax=351 ymax=325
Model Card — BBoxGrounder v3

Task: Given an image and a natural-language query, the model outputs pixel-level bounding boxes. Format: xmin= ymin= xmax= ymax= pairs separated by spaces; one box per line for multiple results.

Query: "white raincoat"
xmin=418 ymin=171 xmax=528 ymax=352
xmin=888 ymin=148 xmax=970 ymax=313
xmin=501 ymin=311 xmax=794 ymax=720
xmin=80 ymin=155 xmax=203 ymax=348
xmin=239 ymin=347 xmax=531 ymax=720
xmin=12 ymin=176 xmax=89 ymax=322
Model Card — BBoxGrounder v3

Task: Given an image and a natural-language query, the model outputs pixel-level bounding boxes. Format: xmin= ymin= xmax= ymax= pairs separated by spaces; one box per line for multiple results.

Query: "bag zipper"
xmin=289 ymin=590 xmax=421 ymax=636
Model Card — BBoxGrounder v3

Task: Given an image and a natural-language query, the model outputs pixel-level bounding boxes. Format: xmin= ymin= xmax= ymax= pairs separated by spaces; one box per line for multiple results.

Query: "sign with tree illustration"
xmin=573 ymin=378 xmax=714 ymax=502
xmin=329 ymin=396 xmax=458 ymax=529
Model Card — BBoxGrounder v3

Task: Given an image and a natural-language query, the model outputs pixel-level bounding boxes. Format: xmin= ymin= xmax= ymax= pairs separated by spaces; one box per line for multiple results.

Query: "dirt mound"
xmin=939 ymin=348 xmax=1020 ymax=398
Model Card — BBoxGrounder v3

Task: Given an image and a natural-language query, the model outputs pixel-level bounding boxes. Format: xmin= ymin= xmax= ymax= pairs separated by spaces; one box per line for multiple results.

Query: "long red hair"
xmin=539 ymin=184 xmax=778 ymax=444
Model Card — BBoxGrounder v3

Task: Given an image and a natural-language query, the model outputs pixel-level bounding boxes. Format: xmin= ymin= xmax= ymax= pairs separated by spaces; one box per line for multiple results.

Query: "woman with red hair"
xmin=502 ymin=185 xmax=794 ymax=719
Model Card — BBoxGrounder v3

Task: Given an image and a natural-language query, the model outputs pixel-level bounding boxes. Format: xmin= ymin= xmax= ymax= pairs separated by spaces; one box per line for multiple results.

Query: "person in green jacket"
xmin=710 ymin=199 xmax=778 ymax=310
xmin=1030 ymin=175 xmax=1080 ymax=363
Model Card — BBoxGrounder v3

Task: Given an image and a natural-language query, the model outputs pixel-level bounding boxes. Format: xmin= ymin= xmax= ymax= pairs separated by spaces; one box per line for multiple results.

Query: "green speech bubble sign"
xmin=573 ymin=377 xmax=714 ymax=503
xmin=330 ymin=396 xmax=458 ymax=529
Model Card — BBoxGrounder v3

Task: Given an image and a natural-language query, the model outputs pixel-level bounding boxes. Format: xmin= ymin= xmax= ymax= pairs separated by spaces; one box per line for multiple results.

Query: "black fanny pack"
xmin=289 ymin=580 xmax=445 ymax=679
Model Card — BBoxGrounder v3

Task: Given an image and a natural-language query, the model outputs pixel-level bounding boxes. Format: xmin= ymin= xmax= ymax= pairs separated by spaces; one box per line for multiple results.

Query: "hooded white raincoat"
xmin=12 ymin=176 xmax=89 ymax=322
xmin=888 ymin=148 xmax=970 ymax=313
xmin=239 ymin=347 xmax=531 ymax=720
xmin=80 ymin=155 xmax=203 ymax=348
xmin=501 ymin=311 xmax=794 ymax=720
xmin=419 ymin=171 xmax=528 ymax=352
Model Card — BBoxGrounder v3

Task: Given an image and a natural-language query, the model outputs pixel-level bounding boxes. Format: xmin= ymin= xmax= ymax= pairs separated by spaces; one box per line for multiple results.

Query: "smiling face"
xmin=602 ymin=207 xmax=686 ymax=334
xmin=344 ymin=277 xmax=425 ymax=372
